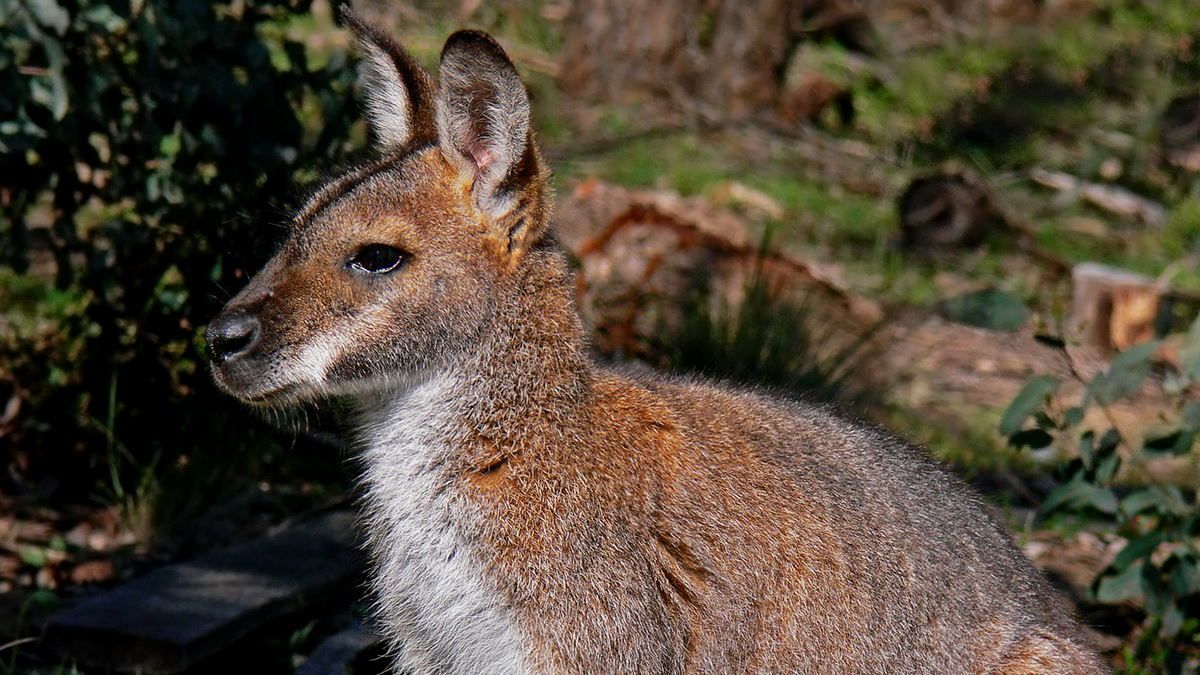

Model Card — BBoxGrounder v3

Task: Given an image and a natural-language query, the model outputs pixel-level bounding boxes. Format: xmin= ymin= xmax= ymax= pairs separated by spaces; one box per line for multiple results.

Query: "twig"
xmin=547 ymin=124 xmax=701 ymax=161
xmin=1030 ymin=168 xmax=1166 ymax=226
xmin=0 ymin=637 xmax=36 ymax=654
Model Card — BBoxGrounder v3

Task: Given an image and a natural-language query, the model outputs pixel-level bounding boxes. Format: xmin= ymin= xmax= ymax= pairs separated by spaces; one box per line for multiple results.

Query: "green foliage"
xmin=0 ymin=0 xmax=355 ymax=511
xmin=1001 ymin=316 xmax=1200 ymax=671
xmin=939 ymin=289 xmax=1030 ymax=332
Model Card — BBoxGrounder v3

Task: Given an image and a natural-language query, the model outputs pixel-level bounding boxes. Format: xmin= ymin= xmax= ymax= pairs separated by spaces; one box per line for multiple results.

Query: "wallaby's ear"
xmin=436 ymin=30 xmax=538 ymax=218
xmin=341 ymin=6 xmax=437 ymax=152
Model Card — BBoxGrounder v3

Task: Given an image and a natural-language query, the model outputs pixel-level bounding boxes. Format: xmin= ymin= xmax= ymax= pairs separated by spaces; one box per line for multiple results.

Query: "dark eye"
xmin=347 ymin=244 xmax=407 ymax=275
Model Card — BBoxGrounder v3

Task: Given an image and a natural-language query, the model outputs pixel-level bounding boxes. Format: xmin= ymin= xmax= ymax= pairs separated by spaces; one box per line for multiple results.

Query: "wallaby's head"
xmin=208 ymin=10 xmax=550 ymax=404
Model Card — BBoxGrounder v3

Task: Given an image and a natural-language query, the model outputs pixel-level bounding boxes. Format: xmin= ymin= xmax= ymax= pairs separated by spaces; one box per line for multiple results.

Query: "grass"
xmin=661 ymin=254 xmax=875 ymax=403
xmin=882 ymin=404 xmax=1034 ymax=476
xmin=1034 ymin=198 xmax=1200 ymax=292
xmin=851 ymin=0 xmax=1200 ymax=147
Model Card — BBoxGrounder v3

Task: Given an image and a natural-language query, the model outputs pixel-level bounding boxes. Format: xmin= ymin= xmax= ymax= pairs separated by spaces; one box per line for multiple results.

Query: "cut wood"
xmin=1030 ymin=168 xmax=1166 ymax=226
xmin=708 ymin=181 xmax=786 ymax=220
xmin=1070 ymin=263 xmax=1162 ymax=353
xmin=897 ymin=172 xmax=1002 ymax=248
xmin=1160 ymin=93 xmax=1200 ymax=172
xmin=42 ymin=510 xmax=361 ymax=674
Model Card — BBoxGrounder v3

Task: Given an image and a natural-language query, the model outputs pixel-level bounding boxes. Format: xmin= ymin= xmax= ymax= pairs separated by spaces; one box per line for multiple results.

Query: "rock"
xmin=295 ymin=621 xmax=384 ymax=675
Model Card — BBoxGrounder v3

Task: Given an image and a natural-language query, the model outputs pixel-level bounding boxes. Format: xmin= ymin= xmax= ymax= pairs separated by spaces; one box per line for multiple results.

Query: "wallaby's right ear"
xmin=341 ymin=6 xmax=437 ymax=152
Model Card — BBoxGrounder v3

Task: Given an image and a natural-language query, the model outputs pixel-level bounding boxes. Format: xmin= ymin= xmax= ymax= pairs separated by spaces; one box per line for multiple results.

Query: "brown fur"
xmin=208 ymin=11 xmax=1108 ymax=674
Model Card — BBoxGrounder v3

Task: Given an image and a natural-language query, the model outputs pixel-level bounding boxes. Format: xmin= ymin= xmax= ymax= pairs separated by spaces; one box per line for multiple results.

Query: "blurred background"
xmin=1 ymin=0 xmax=1198 ymax=672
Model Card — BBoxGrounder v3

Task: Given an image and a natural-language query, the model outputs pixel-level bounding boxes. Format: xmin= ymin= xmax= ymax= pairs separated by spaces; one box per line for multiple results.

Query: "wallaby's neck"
xmin=359 ymin=242 xmax=592 ymax=453
xmin=459 ymin=242 xmax=593 ymax=434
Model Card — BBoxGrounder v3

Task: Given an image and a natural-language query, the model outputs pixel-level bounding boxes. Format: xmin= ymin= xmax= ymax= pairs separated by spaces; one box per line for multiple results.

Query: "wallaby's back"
xmin=634 ymin=374 xmax=1093 ymax=671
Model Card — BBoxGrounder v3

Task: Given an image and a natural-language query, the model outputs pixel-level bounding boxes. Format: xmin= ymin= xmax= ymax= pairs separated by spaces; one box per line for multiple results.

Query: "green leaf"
xmin=80 ymin=5 xmax=127 ymax=32
xmin=1144 ymin=430 xmax=1196 ymax=456
xmin=1169 ymin=553 xmax=1200 ymax=596
xmin=1180 ymin=314 xmax=1200 ymax=382
xmin=940 ymin=289 xmax=1030 ymax=331
xmin=1009 ymin=428 xmax=1054 ymax=449
xmin=1142 ymin=575 xmax=1174 ymax=617
xmin=1121 ymin=486 xmax=1188 ymax=518
xmin=28 ymin=37 xmax=70 ymax=121
xmin=1042 ymin=474 xmax=1118 ymax=516
xmin=1121 ymin=488 xmax=1160 ymax=517
xmin=1112 ymin=532 xmax=1164 ymax=571
xmin=1094 ymin=452 xmax=1122 ymax=484
xmin=1033 ymin=412 xmax=1058 ymax=430
xmin=1095 ymin=560 xmax=1144 ymax=603
xmin=1001 ymin=375 xmax=1060 ymax=437
xmin=159 ymin=133 xmax=181 ymax=158
xmin=28 ymin=589 xmax=58 ymax=609
xmin=1063 ymin=406 xmax=1084 ymax=428
xmin=1078 ymin=428 xmax=1120 ymax=474
xmin=1097 ymin=429 xmax=1120 ymax=455
xmin=1161 ymin=601 xmax=1185 ymax=637
xmin=18 ymin=546 xmax=47 ymax=567
xmin=1087 ymin=340 xmax=1161 ymax=406
xmin=1182 ymin=400 xmax=1200 ymax=431
xmin=1078 ymin=431 xmax=1096 ymax=470
xmin=28 ymin=0 xmax=71 ymax=34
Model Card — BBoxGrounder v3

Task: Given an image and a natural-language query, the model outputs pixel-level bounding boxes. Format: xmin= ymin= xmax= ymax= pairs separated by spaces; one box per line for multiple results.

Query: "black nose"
xmin=207 ymin=311 xmax=261 ymax=364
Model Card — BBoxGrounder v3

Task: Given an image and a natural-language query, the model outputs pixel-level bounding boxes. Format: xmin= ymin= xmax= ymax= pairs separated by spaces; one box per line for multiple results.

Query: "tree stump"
xmin=1070 ymin=263 xmax=1162 ymax=353
xmin=559 ymin=0 xmax=847 ymax=121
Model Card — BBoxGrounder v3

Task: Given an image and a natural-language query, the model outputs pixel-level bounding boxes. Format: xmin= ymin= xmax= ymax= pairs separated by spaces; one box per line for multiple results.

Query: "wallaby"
xmin=208 ymin=9 xmax=1107 ymax=674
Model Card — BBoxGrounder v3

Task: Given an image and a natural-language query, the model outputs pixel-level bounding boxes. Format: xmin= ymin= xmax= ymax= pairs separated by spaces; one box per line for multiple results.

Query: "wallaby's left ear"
xmin=341 ymin=6 xmax=437 ymax=152
xmin=436 ymin=30 xmax=540 ymax=218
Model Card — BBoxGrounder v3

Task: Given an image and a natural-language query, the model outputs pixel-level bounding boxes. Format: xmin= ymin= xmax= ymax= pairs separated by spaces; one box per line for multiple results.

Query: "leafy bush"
xmin=0 ymin=0 xmax=356 ymax=508
xmin=1001 ymin=318 xmax=1200 ymax=673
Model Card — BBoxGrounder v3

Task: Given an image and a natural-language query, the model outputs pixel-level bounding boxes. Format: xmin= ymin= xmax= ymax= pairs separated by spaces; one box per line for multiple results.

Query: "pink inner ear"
xmin=466 ymin=140 xmax=493 ymax=173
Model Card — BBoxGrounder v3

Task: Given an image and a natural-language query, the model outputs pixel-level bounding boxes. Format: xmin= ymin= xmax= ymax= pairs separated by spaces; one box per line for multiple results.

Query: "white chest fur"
xmin=356 ymin=376 xmax=527 ymax=674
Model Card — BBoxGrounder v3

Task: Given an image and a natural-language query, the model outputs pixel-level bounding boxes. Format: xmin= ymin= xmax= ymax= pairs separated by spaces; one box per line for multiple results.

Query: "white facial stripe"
xmin=295 ymin=337 xmax=342 ymax=383
xmin=294 ymin=304 xmax=388 ymax=384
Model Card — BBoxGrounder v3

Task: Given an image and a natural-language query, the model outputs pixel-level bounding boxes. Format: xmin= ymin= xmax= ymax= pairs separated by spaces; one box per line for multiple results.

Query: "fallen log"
xmin=556 ymin=177 xmax=880 ymax=360
xmin=555 ymin=179 xmax=1196 ymax=471
xmin=42 ymin=510 xmax=361 ymax=674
